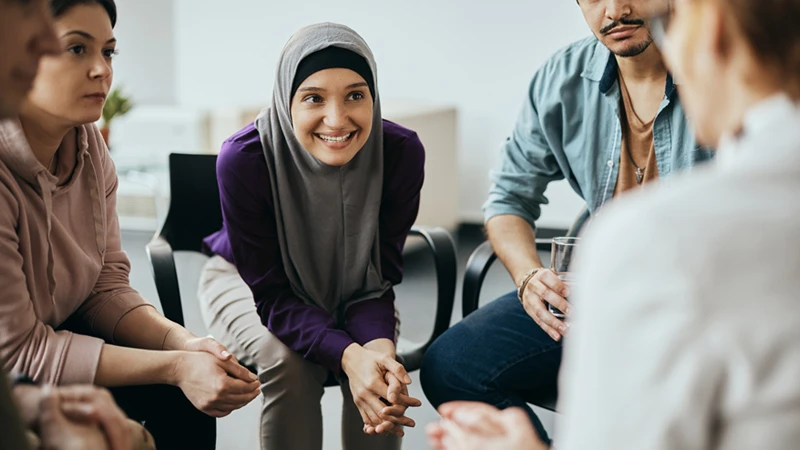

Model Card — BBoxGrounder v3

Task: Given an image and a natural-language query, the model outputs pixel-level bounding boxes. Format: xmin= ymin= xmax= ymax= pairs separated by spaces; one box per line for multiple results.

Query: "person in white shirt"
xmin=426 ymin=0 xmax=800 ymax=448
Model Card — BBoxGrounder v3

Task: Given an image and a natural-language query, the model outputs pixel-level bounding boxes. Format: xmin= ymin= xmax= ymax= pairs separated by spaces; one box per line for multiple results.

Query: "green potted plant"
xmin=100 ymin=86 xmax=133 ymax=147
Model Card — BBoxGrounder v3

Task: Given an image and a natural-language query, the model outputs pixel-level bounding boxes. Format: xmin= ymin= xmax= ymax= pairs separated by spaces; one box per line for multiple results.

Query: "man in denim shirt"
xmin=420 ymin=0 xmax=712 ymax=443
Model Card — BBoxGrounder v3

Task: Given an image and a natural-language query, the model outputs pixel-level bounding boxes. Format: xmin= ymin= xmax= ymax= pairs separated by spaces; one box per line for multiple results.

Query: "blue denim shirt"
xmin=484 ymin=37 xmax=713 ymax=226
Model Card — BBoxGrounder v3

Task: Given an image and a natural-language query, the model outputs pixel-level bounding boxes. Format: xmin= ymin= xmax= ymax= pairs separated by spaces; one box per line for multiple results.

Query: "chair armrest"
xmin=461 ymin=240 xmax=497 ymax=318
xmin=397 ymin=226 xmax=457 ymax=372
xmin=145 ymin=235 xmax=185 ymax=327
xmin=461 ymin=238 xmax=551 ymax=318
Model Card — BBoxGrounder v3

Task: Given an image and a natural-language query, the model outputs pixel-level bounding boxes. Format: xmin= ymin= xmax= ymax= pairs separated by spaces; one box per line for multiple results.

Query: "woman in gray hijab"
xmin=199 ymin=23 xmax=426 ymax=449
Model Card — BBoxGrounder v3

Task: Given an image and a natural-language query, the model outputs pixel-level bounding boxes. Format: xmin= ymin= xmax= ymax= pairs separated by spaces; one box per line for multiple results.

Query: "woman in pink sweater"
xmin=0 ymin=1 xmax=259 ymax=448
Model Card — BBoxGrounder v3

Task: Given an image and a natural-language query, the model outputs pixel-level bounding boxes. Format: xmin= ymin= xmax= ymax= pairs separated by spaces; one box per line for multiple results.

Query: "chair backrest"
xmin=567 ymin=206 xmax=591 ymax=238
xmin=159 ymin=153 xmax=221 ymax=251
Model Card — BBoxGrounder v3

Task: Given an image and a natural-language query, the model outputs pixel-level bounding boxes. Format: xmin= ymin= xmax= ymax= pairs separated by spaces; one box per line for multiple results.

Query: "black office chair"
xmin=146 ymin=153 xmax=458 ymax=376
xmin=459 ymin=207 xmax=590 ymax=411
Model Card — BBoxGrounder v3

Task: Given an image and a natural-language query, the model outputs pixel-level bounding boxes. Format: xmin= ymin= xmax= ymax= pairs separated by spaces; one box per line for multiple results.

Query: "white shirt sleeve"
xmin=554 ymin=204 xmax=724 ymax=450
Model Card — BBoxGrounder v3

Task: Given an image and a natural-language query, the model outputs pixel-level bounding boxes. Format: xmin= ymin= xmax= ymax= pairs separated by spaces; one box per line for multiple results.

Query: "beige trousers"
xmin=198 ymin=255 xmax=402 ymax=450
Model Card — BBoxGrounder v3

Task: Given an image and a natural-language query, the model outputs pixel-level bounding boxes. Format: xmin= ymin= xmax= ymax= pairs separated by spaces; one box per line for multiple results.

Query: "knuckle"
xmin=537 ymin=309 xmax=549 ymax=321
xmin=529 ymin=280 xmax=542 ymax=295
xmin=214 ymin=381 xmax=225 ymax=393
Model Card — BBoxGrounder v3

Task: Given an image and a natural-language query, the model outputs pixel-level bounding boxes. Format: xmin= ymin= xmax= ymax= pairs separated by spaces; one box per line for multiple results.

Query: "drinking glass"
xmin=549 ymin=237 xmax=580 ymax=319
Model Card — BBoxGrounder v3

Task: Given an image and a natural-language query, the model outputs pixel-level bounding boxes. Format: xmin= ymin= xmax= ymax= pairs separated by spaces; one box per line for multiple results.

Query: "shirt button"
xmin=607 ymin=160 xmax=613 ymax=168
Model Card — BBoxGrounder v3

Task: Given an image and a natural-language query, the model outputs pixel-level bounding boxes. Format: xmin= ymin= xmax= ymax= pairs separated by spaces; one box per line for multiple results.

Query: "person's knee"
xmin=255 ymin=338 xmax=323 ymax=396
xmin=420 ymin=339 xmax=448 ymax=408
xmin=258 ymin=340 xmax=300 ymax=378
xmin=420 ymin=324 xmax=478 ymax=408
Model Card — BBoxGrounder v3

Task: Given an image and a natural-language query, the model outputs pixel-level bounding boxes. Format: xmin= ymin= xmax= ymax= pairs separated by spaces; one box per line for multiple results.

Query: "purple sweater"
xmin=203 ymin=120 xmax=425 ymax=374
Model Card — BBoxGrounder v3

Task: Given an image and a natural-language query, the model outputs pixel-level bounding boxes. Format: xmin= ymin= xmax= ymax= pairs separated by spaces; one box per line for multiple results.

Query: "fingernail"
xmin=221 ymin=351 xmax=231 ymax=358
xmin=562 ymin=289 xmax=569 ymax=297
xmin=565 ymin=306 xmax=572 ymax=315
xmin=76 ymin=404 xmax=94 ymax=415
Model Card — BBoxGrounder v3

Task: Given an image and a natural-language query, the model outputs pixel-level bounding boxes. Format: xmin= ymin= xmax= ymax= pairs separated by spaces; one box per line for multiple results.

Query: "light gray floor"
xmin=122 ymin=228 xmax=556 ymax=450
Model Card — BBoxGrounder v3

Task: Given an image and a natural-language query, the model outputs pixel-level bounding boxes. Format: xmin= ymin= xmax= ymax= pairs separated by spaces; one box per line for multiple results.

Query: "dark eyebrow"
xmin=297 ymin=82 xmax=368 ymax=93
xmin=62 ymin=30 xmax=117 ymax=44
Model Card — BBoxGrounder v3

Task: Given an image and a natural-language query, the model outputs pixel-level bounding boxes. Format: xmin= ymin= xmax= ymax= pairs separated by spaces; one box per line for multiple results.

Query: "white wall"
xmin=112 ymin=0 xmax=177 ymax=104
xmin=117 ymin=0 xmax=591 ymax=228
xmin=172 ymin=0 xmax=590 ymax=227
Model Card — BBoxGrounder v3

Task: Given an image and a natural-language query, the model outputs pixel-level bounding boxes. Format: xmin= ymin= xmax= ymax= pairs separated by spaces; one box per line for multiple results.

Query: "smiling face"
xmin=22 ymin=2 xmax=116 ymax=127
xmin=578 ymin=0 xmax=654 ymax=57
xmin=289 ymin=68 xmax=374 ymax=167
xmin=0 ymin=0 xmax=59 ymax=118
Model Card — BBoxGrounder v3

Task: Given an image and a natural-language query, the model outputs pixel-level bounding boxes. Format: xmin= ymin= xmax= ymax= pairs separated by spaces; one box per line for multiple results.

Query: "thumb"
xmin=220 ymin=357 xmax=258 ymax=382
xmin=198 ymin=338 xmax=232 ymax=361
xmin=502 ymin=408 xmax=541 ymax=441
xmin=382 ymin=357 xmax=411 ymax=385
xmin=38 ymin=386 xmax=66 ymax=426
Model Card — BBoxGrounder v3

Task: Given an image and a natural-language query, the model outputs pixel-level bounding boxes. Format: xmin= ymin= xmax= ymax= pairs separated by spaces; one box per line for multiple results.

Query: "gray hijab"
xmin=254 ymin=23 xmax=389 ymax=315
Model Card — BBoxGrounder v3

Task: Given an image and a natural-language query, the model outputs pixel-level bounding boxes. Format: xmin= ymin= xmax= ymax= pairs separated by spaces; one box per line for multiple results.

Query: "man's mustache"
xmin=600 ymin=18 xmax=646 ymax=35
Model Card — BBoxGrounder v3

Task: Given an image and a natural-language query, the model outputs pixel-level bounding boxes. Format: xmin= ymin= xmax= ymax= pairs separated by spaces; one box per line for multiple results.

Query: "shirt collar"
xmin=582 ymin=39 xmax=676 ymax=97
xmin=718 ymin=93 xmax=800 ymax=165
xmin=742 ymin=93 xmax=798 ymax=139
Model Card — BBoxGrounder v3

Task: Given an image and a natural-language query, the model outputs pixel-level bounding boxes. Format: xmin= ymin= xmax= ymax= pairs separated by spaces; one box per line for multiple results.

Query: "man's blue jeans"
xmin=420 ymin=291 xmax=563 ymax=443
